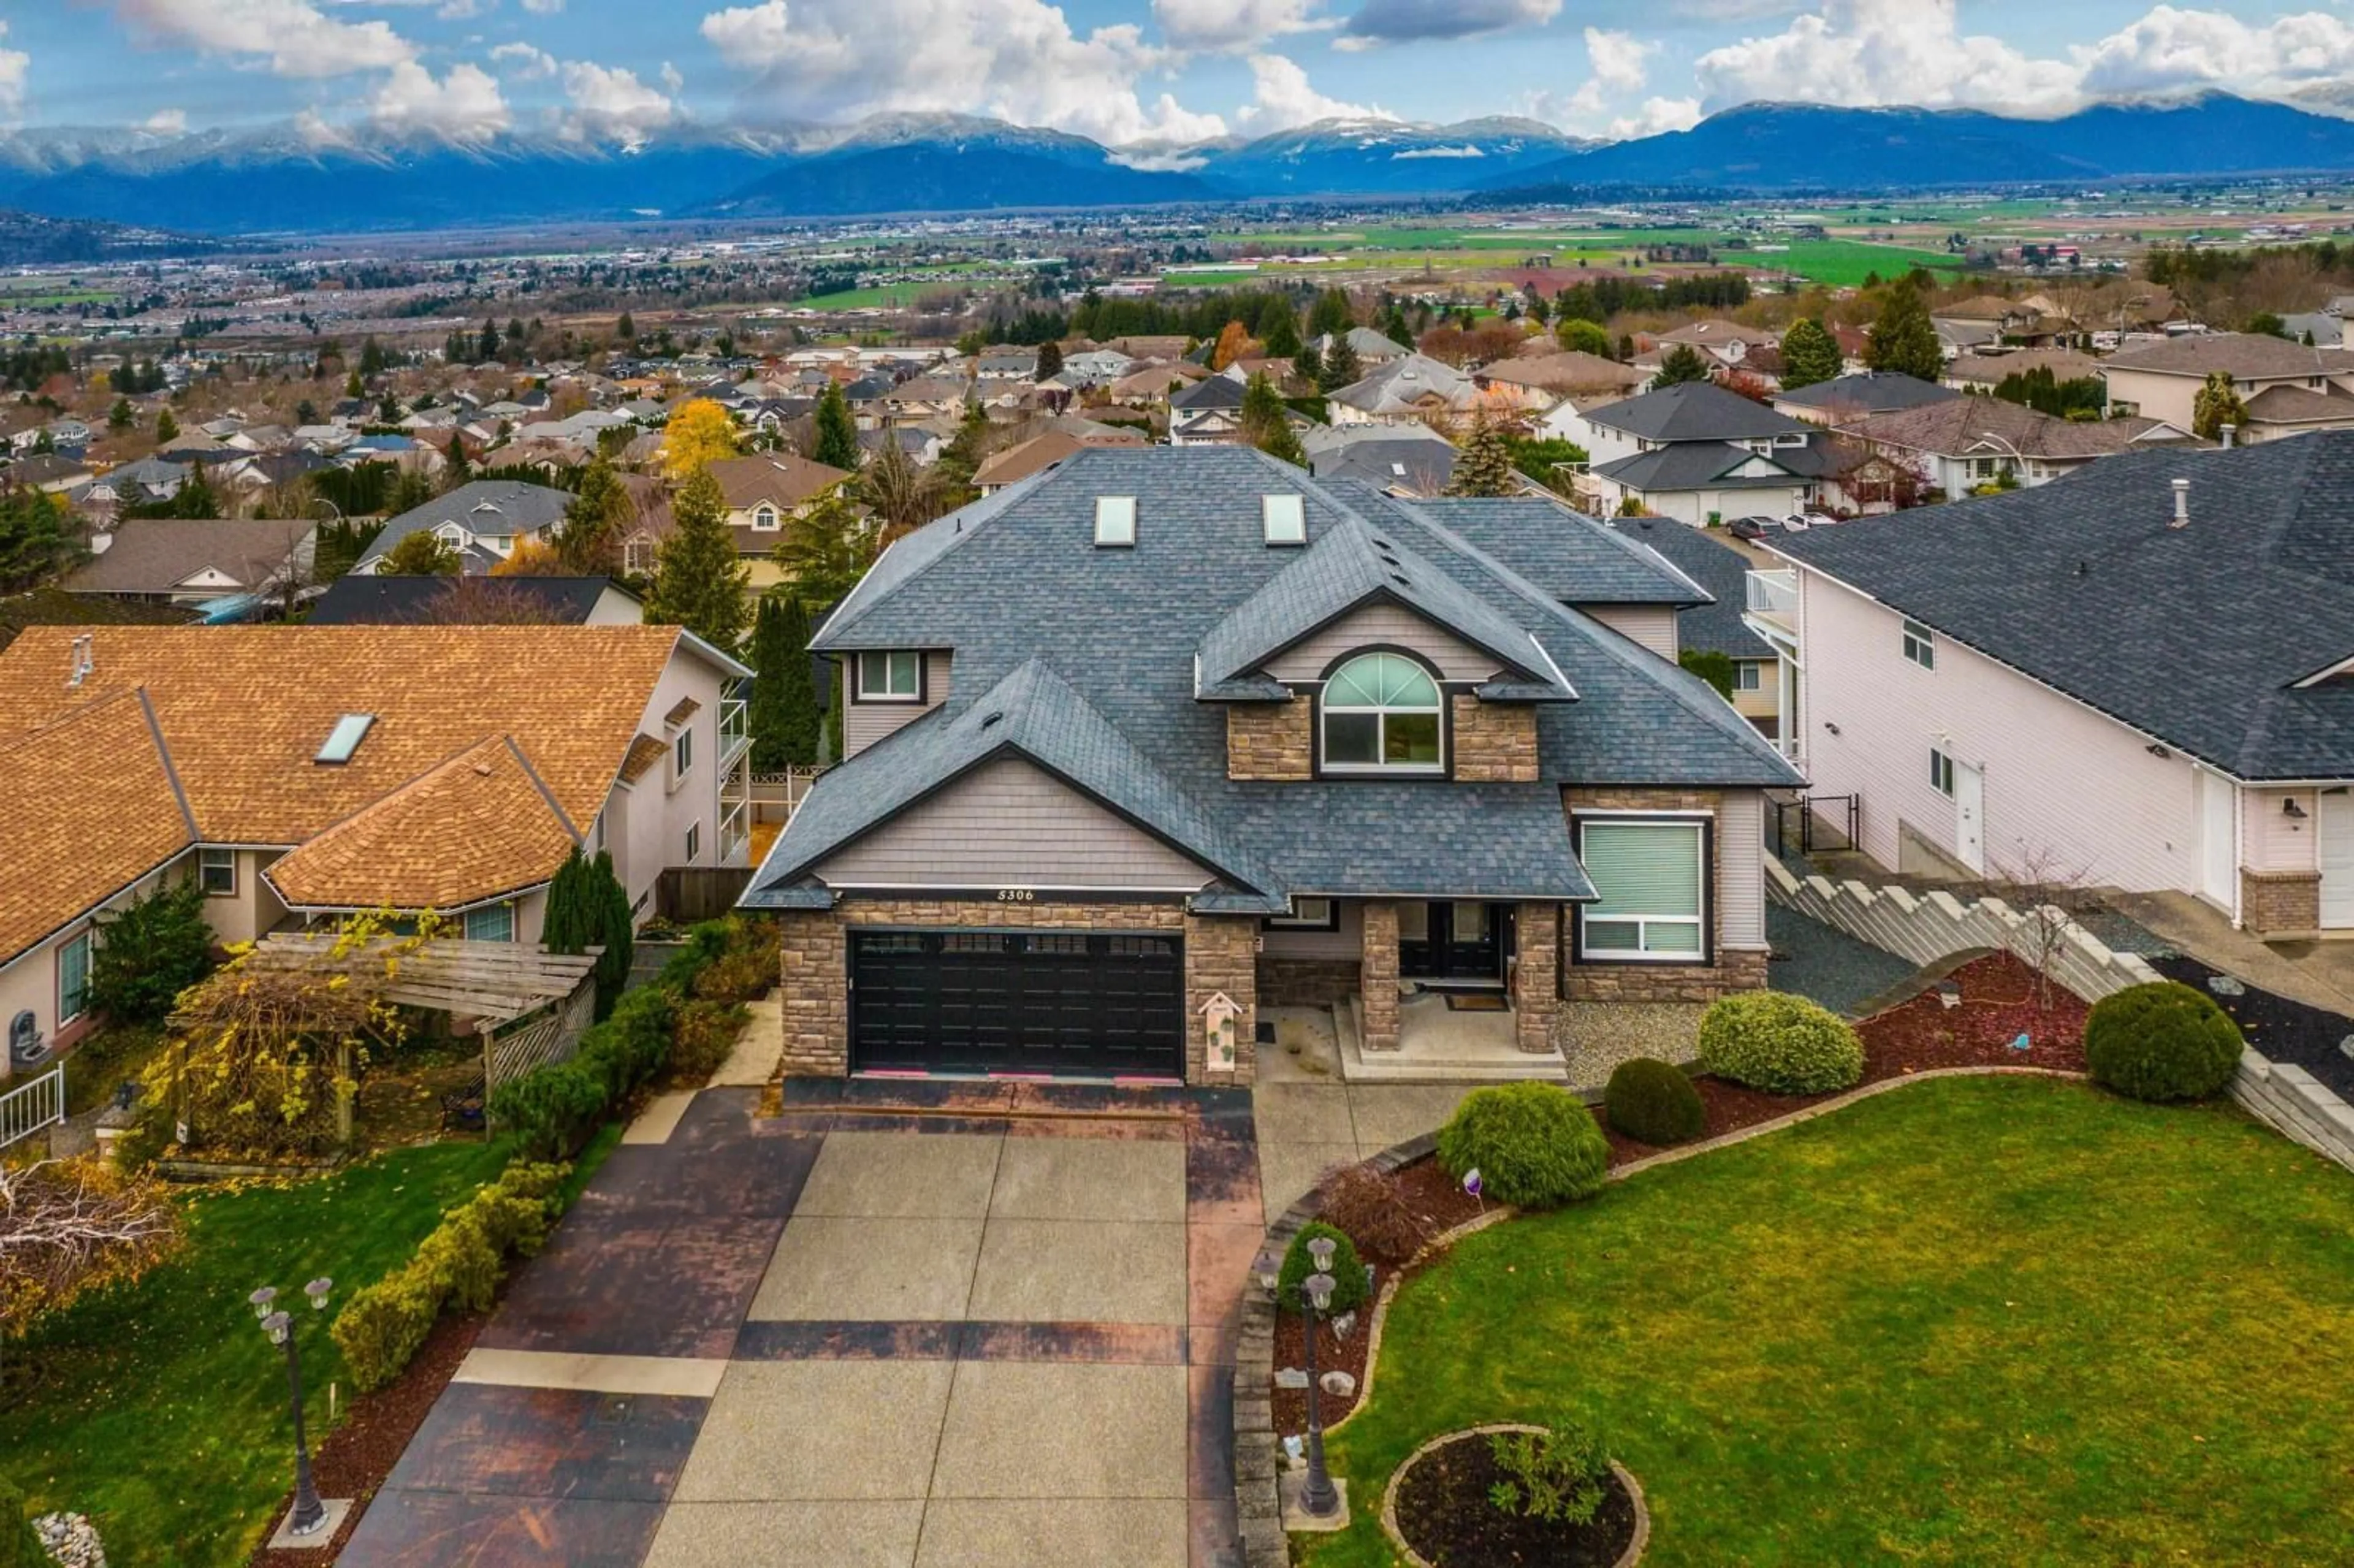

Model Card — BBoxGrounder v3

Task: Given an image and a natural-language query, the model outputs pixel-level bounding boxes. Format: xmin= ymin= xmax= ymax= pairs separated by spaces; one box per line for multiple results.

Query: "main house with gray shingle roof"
xmin=1758 ymin=430 xmax=2354 ymax=935
xmin=741 ymin=446 xmax=1798 ymax=1087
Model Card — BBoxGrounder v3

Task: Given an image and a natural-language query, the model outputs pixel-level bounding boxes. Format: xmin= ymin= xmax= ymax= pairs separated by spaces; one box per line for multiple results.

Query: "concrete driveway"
xmin=335 ymin=1081 xmax=1259 ymax=1568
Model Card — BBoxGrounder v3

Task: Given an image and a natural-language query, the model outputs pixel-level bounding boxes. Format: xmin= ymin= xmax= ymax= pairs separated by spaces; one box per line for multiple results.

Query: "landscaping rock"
xmin=1320 ymin=1371 xmax=1356 ymax=1398
xmin=1275 ymin=1368 xmax=1309 ymax=1390
xmin=2339 ymin=1035 xmax=2354 ymax=1063
xmin=34 ymin=1513 xmax=105 ymax=1568
xmin=2207 ymin=974 xmax=2245 ymax=997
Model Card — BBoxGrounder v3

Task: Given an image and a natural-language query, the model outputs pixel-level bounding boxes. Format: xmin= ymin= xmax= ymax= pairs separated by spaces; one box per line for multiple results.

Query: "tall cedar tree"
xmin=617 ymin=310 xmax=636 ymax=340
xmin=1306 ymin=287 xmax=1354 ymax=341
xmin=750 ymin=592 xmax=823 ymax=767
xmin=1447 ymin=417 xmax=1518 ymax=497
xmin=1260 ymin=308 xmax=1303 ymax=359
xmin=813 ymin=382 xmax=860 ymax=471
xmin=646 ymin=469 xmax=750 ymax=651
xmin=1778 ymin=318 xmax=1842 ymax=389
xmin=540 ymin=847 xmax=595 ymax=954
xmin=156 ymin=408 xmax=178 ymax=442
xmin=1650 ymin=344 xmax=1713 ymax=387
xmin=1293 ymin=339 xmax=1323 ymax=386
xmin=1317 ymin=338 xmax=1362 ymax=394
xmin=1864 ymin=283 xmax=1943 ymax=382
xmin=560 ymin=457 xmax=634 ymax=573
xmin=479 ymin=319 xmax=501 ymax=361
xmin=590 ymin=850 xmax=633 ymax=1017
xmin=1383 ymin=306 xmax=1414 ymax=348
xmin=443 ymin=436 xmax=471 ymax=487
xmin=1240 ymin=373 xmax=1305 ymax=466
xmin=1035 ymin=341 xmax=1065 ymax=381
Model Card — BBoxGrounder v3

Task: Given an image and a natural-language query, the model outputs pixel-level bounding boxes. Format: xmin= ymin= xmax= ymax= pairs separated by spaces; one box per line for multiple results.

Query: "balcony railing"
xmin=718 ymin=796 xmax=750 ymax=866
xmin=1745 ymin=568 xmax=1798 ymax=630
xmin=717 ymin=679 xmax=750 ymax=767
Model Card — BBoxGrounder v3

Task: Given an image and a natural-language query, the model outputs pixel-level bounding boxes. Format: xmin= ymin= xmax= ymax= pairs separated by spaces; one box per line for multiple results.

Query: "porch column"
xmin=1513 ymin=902 xmax=1560 ymax=1054
xmin=1360 ymin=900 xmax=1400 ymax=1052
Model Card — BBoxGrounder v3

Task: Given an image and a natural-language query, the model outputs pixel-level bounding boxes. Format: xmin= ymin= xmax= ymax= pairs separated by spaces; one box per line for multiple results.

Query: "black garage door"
xmin=848 ymin=929 xmax=1185 ymax=1078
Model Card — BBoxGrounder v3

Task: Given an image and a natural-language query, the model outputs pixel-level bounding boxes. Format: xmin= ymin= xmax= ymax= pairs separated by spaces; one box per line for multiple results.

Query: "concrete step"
xmin=1336 ymin=991 xmax=1569 ymax=1085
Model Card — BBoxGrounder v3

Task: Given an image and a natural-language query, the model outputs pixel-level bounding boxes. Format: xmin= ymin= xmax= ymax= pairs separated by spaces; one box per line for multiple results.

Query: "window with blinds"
xmin=1577 ymin=819 xmax=1705 ymax=961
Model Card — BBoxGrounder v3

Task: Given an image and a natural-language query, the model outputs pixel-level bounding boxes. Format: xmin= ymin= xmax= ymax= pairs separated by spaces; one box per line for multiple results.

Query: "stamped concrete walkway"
xmin=336 ymin=1074 xmax=1260 ymax=1568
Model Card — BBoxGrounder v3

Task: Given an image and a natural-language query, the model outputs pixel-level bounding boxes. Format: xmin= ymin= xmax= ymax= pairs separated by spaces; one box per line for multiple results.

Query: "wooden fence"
xmin=658 ymin=865 xmax=757 ymax=924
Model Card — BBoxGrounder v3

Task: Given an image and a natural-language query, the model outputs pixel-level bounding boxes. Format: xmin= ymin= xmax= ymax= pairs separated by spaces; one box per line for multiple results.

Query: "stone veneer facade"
xmin=1512 ymin=900 xmax=1560 ymax=1052
xmin=1449 ymin=696 xmax=1539 ymax=783
xmin=1257 ymin=956 xmax=1362 ymax=1007
xmin=2241 ymin=868 xmax=2323 ymax=937
xmin=775 ymin=897 xmax=1259 ymax=1086
xmin=1558 ymin=786 xmax=1770 ymax=1004
xmin=1227 ymin=702 xmax=1311 ymax=782
xmin=1358 ymin=901 xmax=1401 ymax=1051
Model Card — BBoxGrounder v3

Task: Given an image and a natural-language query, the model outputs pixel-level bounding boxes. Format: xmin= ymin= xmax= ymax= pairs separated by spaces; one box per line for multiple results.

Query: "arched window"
xmin=1321 ymin=652 xmax=1442 ymax=773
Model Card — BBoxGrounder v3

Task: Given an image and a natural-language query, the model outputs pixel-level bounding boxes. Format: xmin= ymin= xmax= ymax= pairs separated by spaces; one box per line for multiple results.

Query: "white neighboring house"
xmin=1564 ymin=382 xmax=1835 ymax=525
xmin=1750 ymin=432 xmax=2354 ymax=936
xmin=352 ymin=480 xmax=574 ymax=576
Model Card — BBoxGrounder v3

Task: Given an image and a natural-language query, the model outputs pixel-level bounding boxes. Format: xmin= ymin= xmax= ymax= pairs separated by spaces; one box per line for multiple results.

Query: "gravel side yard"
xmin=2152 ymin=953 xmax=2354 ymax=1102
xmin=1764 ymin=904 xmax=1916 ymax=1018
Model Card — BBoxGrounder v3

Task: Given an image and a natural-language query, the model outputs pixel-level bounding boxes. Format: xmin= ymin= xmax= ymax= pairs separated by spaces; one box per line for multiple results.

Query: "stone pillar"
xmin=1184 ymin=913 xmax=1260 ymax=1087
xmin=1512 ymin=902 xmax=1559 ymax=1054
xmin=777 ymin=910 xmax=848 ymax=1077
xmin=2241 ymin=869 xmax=2322 ymax=937
xmin=1360 ymin=900 xmax=1400 ymax=1051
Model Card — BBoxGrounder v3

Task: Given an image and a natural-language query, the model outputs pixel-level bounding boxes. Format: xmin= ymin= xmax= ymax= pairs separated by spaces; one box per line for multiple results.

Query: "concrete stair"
xmin=1336 ymin=991 xmax=1570 ymax=1084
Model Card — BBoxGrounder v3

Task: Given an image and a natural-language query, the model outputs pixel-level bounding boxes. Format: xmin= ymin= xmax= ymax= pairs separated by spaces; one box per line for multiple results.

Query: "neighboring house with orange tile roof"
xmin=0 ymin=623 xmax=752 ymax=1072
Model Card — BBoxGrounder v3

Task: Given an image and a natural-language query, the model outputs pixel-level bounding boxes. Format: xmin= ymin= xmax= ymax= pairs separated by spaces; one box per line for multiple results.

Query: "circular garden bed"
xmin=1382 ymin=1425 xmax=1646 ymax=1567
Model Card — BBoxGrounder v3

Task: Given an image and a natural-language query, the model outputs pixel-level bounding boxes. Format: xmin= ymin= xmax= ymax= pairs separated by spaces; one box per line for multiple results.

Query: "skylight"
xmin=1094 ymin=495 xmax=1137 ymax=548
xmin=316 ymin=713 xmax=375 ymax=764
xmin=1262 ymin=494 xmax=1306 ymax=546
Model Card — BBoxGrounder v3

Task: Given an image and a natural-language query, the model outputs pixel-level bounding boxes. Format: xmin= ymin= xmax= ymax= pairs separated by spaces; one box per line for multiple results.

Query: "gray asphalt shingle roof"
xmin=1415 ymin=498 xmax=1708 ymax=607
xmin=1592 ymin=441 xmax=1811 ymax=493
xmin=1773 ymin=431 xmax=2354 ymax=780
xmin=1775 ymin=372 xmax=1959 ymax=416
xmin=1603 ymin=517 xmax=1774 ymax=660
xmin=356 ymin=480 xmax=572 ymax=576
xmin=757 ymin=446 xmax=1797 ymax=907
xmin=1584 ymin=382 xmax=1813 ymax=443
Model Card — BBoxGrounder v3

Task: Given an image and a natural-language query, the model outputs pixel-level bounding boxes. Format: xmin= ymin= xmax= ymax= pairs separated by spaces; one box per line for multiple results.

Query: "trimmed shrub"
xmin=1313 ymin=1163 xmax=1433 ymax=1267
xmin=672 ymin=1000 xmax=749 ymax=1082
xmin=1435 ymin=1083 xmax=1610 ymax=1209
xmin=1605 ymin=1057 xmax=1706 ymax=1145
xmin=1697 ymin=991 xmax=1864 ymax=1095
xmin=692 ymin=916 xmax=779 ymax=1004
xmin=332 ymin=1269 xmax=443 ymax=1394
xmin=1276 ymin=1220 xmax=1368 ymax=1318
xmin=1488 ymin=1416 xmax=1612 ymax=1526
xmin=488 ymin=1059 xmax=608 ymax=1162
xmin=2084 ymin=980 xmax=2244 ymax=1103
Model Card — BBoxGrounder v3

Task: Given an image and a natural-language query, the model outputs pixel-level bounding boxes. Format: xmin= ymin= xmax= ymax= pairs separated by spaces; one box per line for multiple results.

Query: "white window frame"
xmin=673 ymin=723 xmax=694 ymax=783
xmin=1319 ymin=652 xmax=1446 ymax=777
xmin=855 ymin=649 xmax=921 ymax=703
xmin=1901 ymin=618 xmax=1935 ymax=670
xmin=1732 ymin=661 xmax=1763 ymax=693
xmin=1266 ymin=897 xmax=1338 ymax=931
xmin=752 ymin=503 xmax=780 ymax=531
xmin=462 ymin=902 xmax=515 ymax=943
xmin=1574 ymin=815 xmax=1708 ymax=964
xmin=684 ymin=821 xmax=701 ymax=863
xmin=1930 ymin=746 xmax=1956 ymax=797
xmin=198 ymin=847 xmax=237 ymax=897
xmin=58 ymin=929 xmax=92 ymax=1025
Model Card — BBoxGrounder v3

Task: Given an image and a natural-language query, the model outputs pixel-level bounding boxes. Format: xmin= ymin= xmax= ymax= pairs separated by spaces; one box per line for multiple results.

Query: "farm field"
xmin=1183 ymin=228 xmax=1967 ymax=288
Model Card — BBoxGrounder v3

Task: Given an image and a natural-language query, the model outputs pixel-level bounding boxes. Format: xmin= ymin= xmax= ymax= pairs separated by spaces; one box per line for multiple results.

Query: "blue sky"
xmin=6 ymin=2 xmax=2352 ymax=148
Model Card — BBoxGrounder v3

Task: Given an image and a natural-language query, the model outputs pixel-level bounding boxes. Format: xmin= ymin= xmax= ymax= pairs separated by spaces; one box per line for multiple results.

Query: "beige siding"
xmin=1583 ymin=604 xmax=1678 ymax=661
xmin=817 ymin=756 xmax=1213 ymax=891
xmin=2247 ymin=786 xmax=2318 ymax=873
xmin=843 ymin=650 xmax=951 ymax=758
xmin=1719 ymin=791 xmax=1767 ymax=950
xmin=208 ymin=849 xmax=291 ymax=944
xmin=1264 ymin=603 xmax=1500 ymax=683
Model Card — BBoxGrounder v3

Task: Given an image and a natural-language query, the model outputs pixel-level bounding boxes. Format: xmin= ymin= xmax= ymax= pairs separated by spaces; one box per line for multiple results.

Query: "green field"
xmin=1176 ymin=229 xmax=1964 ymax=289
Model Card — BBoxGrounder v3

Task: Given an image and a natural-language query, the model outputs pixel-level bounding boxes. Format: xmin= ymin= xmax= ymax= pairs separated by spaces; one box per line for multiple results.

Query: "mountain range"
xmin=1 ymin=96 xmax=2352 ymax=240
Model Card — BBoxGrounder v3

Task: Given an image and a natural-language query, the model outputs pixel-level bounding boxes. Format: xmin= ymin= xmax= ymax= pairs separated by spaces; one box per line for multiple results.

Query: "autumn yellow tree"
xmin=490 ymin=537 xmax=566 ymax=576
xmin=665 ymin=399 xmax=739 ymax=479
xmin=1210 ymin=321 xmax=1254 ymax=373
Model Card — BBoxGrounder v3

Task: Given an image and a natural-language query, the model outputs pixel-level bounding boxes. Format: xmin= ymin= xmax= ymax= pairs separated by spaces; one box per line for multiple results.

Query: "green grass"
xmin=59 ymin=1024 xmax=166 ymax=1117
xmin=1 ymin=1140 xmax=512 ymax=1567
xmin=1179 ymin=230 xmax=1964 ymax=289
xmin=1301 ymin=1076 xmax=2354 ymax=1567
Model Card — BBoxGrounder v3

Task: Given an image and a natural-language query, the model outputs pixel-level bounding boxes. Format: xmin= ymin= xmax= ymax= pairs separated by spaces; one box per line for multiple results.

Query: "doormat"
xmin=1444 ymin=993 xmax=1510 ymax=1012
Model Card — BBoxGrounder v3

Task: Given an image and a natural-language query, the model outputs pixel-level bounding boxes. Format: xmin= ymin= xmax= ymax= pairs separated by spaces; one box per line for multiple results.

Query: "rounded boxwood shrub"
xmin=2084 ymin=980 xmax=2244 ymax=1102
xmin=1434 ymin=1083 xmax=1610 ymax=1210
xmin=1276 ymin=1220 xmax=1368 ymax=1317
xmin=1697 ymin=991 xmax=1864 ymax=1095
xmin=1604 ymin=1057 xmax=1706 ymax=1145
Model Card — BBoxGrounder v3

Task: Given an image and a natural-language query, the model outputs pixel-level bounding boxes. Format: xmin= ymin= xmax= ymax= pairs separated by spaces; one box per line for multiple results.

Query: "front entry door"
xmin=1397 ymin=902 xmax=1511 ymax=983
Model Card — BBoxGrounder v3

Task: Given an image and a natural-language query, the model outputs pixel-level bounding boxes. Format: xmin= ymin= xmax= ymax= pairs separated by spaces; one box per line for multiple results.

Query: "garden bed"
xmin=1386 ymin=1428 xmax=1641 ymax=1568
xmin=2150 ymin=953 xmax=2354 ymax=1102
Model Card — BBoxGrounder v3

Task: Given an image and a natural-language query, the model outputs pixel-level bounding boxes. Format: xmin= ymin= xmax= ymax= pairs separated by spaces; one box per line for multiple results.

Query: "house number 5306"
xmin=995 ymin=888 xmax=1035 ymax=902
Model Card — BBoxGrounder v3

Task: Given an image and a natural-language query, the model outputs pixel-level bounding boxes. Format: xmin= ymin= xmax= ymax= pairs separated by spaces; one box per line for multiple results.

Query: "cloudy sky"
xmin=7 ymin=1 xmax=2354 ymax=148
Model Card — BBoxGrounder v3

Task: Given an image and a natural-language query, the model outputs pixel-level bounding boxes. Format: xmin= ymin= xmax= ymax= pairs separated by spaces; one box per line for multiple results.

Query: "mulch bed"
xmin=2150 ymin=954 xmax=2354 ymax=1103
xmin=1276 ymin=951 xmax=2095 ymax=1434
xmin=1390 ymin=1431 xmax=1638 ymax=1567
xmin=245 ymin=1311 xmax=483 ymax=1568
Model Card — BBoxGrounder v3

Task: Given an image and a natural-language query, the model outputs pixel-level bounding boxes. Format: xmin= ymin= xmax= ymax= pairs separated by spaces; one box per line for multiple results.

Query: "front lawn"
xmin=1 ymin=1140 xmax=511 ymax=1567
xmin=1303 ymin=1076 xmax=2354 ymax=1566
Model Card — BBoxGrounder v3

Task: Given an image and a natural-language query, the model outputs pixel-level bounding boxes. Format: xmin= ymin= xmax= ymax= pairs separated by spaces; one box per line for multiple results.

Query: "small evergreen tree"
xmin=1317 ymin=338 xmax=1362 ymax=394
xmin=2192 ymin=370 xmax=2248 ymax=441
xmin=1035 ymin=341 xmax=1065 ymax=381
xmin=1447 ymin=416 xmax=1518 ymax=497
xmin=1864 ymin=281 xmax=1943 ymax=381
xmin=1778 ymin=317 xmax=1842 ymax=389
xmin=87 ymin=878 xmax=215 ymax=1024
xmin=590 ymin=850 xmax=633 ymax=1016
xmin=107 ymin=397 xmax=134 ymax=432
xmin=1260 ymin=307 xmax=1302 ymax=359
xmin=156 ymin=408 xmax=178 ymax=442
xmin=1292 ymin=338 xmax=1323 ymax=387
xmin=378 ymin=528 xmax=462 ymax=575
xmin=646 ymin=468 xmax=750 ymax=651
xmin=1239 ymin=372 xmax=1305 ymax=466
xmin=478 ymin=318 xmax=501 ymax=361
xmin=813 ymin=382 xmax=859 ymax=470
xmin=1306 ymin=286 xmax=1354 ymax=341
xmin=540 ymin=847 xmax=594 ymax=954
xmin=1383 ymin=306 xmax=1414 ymax=348
xmin=1650 ymin=344 xmax=1713 ymax=387
xmin=559 ymin=456 xmax=633 ymax=574
xmin=617 ymin=310 xmax=636 ymax=341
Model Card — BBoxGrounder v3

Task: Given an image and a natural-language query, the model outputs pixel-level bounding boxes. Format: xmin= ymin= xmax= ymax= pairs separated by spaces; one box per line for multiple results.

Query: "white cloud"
xmin=141 ymin=107 xmax=189 ymax=134
xmin=560 ymin=59 xmax=677 ymax=147
xmin=370 ymin=59 xmax=510 ymax=143
xmin=490 ymin=41 xmax=558 ymax=79
xmin=1235 ymin=52 xmax=1387 ymax=129
xmin=1150 ymin=0 xmax=1325 ymax=53
xmin=113 ymin=0 xmax=413 ymax=78
xmin=1584 ymin=27 xmax=1652 ymax=95
xmin=660 ymin=60 xmax=685 ymax=94
xmin=1611 ymin=96 xmax=1702 ymax=138
xmin=1335 ymin=0 xmax=1560 ymax=50
xmin=2076 ymin=7 xmax=2354 ymax=101
xmin=520 ymin=0 xmax=567 ymax=12
xmin=0 ymin=25 xmax=26 ymax=123
xmin=699 ymin=0 xmax=1230 ymax=144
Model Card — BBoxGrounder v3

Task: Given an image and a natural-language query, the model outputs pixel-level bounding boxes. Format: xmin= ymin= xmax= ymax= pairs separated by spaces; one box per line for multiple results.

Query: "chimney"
xmin=2169 ymin=478 xmax=2191 ymax=529
xmin=2219 ymin=423 xmax=2235 ymax=449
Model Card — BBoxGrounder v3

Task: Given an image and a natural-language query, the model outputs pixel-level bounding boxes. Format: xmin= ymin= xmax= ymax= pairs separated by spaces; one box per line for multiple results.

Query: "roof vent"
xmin=1388 ymin=571 xmax=1412 ymax=587
xmin=64 ymin=633 xmax=94 ymax=690
xmin=1094 ymin=495 xmax=1136 ymax=548
xmin=316 ymin=713 xmax=375 ymax=764
xmin=2169 ymin=477 xmax=2190 ymax=529
xmin=980 ymin=710 xmax=1005 ymax=729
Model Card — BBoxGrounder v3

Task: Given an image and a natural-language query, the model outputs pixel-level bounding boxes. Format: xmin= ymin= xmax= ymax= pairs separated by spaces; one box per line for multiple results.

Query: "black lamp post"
xmin=250 ymin=1277 xmax=333 ymax=1538
xmin=1296 ymin=1235 xmax=1341 ymax=1519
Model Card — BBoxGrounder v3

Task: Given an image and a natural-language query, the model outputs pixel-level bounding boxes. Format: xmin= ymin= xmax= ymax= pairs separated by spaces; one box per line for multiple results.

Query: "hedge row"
xmin=330 ymin=1161 xmax=569 ymax=1393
